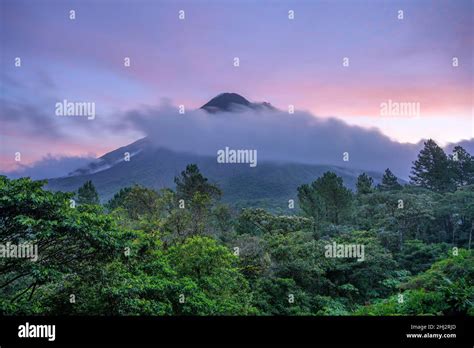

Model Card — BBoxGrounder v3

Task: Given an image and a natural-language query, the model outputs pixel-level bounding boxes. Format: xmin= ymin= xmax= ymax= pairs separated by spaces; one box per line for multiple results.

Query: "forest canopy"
xmin=1 ymin=139 xmax=473 ymax=316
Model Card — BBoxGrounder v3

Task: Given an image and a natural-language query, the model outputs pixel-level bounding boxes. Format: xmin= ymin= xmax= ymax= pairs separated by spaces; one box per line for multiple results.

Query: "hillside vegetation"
xmin=1 ymin=139 xmax=473 ymax=315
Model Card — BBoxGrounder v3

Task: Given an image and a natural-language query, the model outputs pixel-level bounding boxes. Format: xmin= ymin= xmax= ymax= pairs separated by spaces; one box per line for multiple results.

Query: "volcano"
xmin=200 ymin=92 xmax=275 ymax=113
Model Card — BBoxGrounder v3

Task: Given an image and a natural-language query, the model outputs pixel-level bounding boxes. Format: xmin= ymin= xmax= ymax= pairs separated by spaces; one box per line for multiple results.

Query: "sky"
xmin=0 ymin=0 xmax=473 ymax=174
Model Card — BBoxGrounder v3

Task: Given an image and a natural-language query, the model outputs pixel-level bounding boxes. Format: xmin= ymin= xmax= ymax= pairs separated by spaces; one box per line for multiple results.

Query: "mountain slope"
xmin=45 ymin=93 xmax=393 ymax=210
xmin=46 ymin=143 xmax=385 ymax=210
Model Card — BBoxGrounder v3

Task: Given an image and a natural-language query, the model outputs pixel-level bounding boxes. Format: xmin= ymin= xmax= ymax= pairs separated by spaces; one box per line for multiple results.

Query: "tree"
xmin=396 ymin=240 xmax=449 ymax=274
xmin=253 ymin=229 xmax=330 ymax=315
xmin=0 ymin=177 xmax=117 ymax=313
xmin=77 ymin=180 xmax=100 ymax=205
xmin=449 ymin=146 xmax=474 ymax=187
xmin=326 ymin=230 xmax=399 ymax=303
xmin=298 ymin=172 xmax=352 ymax=225
xmin=437 ymin=186 xmax=474 ymax=248
xmin=410 ymin=139 xmax=453 ymax=192
xmin=4 ymin=148 xmax=473 ymax=317
xmin=105 ymin=187 xmax=132 ymax=211
xmin=378 ymin=168 xmax=402 ymax=191
xmin=34 ymin=230 xmax=178 ymax=315
xmin=356 ymin=173 xmax=374 ymax=195
xmin=113 ymin=185 xmax=160 ymax=220
xmin=392 ymin=193 xmax=436 ymax=251
xmin=297 ymin=184 xmax=325 ymax=225
xmin=210 ymin=204 xmax=233 ymax=236
xmin=172 ymin=165 xmax=223 ymax=238
xmin=236 ymin=208 xmax=313 ymax=236
xmin=174 ymin=164 xmax=221 ymax=202
xmin=167 ymin=236 xmax=256 ymax=315
xmin=356 ymin=249 xmax=473 ymax=316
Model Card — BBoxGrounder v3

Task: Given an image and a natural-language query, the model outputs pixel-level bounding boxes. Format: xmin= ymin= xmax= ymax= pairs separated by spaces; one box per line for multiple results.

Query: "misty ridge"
xmin=114 ymin=94 xmax=469 ymax=179
xmin=6 ymin=93 xmax=473 ymax=181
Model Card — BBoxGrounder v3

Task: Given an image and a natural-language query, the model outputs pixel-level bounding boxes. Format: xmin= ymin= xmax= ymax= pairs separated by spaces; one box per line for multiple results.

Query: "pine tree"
xmin=410 ymin=139 xmax=453 ymax=192
xmin=449 ymin=146 xmax=474 ymax=187
xmin=77 ymin=180 xmax=100 ymax=205
xmin=297 ymin=183 xmax=325 ymax=223
xmin=105 ymin=186 xmax=132 ymax=211
xmin=378 ymin=168 xmax=402 ymax=191
xmin=174 ymin=164 xmax=221 ymax=201
xmin=174 ymin=164 xmax=222 ymax=236
xmin=356 ymin=173 xmax=374 ymax=194
xmin=298 ymin=172 xmax=352 ymax=225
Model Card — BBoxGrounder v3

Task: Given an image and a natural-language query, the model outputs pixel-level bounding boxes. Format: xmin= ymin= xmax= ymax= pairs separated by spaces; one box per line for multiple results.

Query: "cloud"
xmin=4 ymin=101 xmax=472 ymax=181
xmin=121 ymin=102 xmax=437 ymax=178
xmin=5 ymin=154 xmax=96 ymax=180
xmin=445 ymin=139 xmax=474 ymax=155
xmin=0 ymin=100 xmax=63 ymax=139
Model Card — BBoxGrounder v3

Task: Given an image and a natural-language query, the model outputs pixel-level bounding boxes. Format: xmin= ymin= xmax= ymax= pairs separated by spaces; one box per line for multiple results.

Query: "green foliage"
xmin=378 ymin=168 xmax=402 ymax=191
xmin=410 ymin=139 xmax=453 ymax=192
xmin=235 ymin=208 xmax=313 ymax=236
xmin=252 ymin=277 xmax=313 ymax=315
xmin=354 ymin=189 xmax=437 ymax=251
xmin=296 ymin=183 xmax=325 ymax=223
xmin=450 ymin=146 xmax=474 ymax=187
xmin=167 ymin=236 xmax=255 ymax=315
xmin=76 ymin=180 xmax=100 ymax=205
xmin=298 ymin=172 xmax=353 ymax=225
xmin=2 ymin=148 xmax=473 ymax=317
xmin=171 ymin=165 xmax=226 ymax=238
xmin=0 ymin=177 xmax=118 ymax=314
xmin=356 ymin=288 xmax=449 ymax=316
xmin=396 ymin=240 xmax=450 ymax=274
xmin=105 ymin=186 xmax=133 ymax=211
xmin=210 ymin=204 xmax=233 ymax=236
xmin=174 ymin=164 xmax=221 ymax=202
xmin=325 ymin=230 xmax=399 ymax=302
xmin=357 ymin=250 xmax=473 ymax=315
xmin=107 ymin=185 xmax=161 ymax=220
xmin=356 ymin=173 xmax=374 ymax=195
